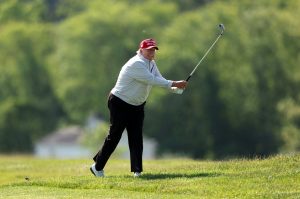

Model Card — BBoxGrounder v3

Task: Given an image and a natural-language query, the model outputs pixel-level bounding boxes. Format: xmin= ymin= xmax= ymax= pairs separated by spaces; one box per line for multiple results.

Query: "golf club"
xmin=171 ymin=23 xmax=225 ymax=94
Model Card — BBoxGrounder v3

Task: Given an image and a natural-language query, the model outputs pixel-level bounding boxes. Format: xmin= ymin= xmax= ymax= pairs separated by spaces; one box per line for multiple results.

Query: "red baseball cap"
xmin=139 ymin=38 xmax=159 ymax=50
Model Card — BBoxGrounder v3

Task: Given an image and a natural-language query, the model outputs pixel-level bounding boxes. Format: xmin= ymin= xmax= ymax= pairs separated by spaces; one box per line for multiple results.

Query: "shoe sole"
xmin=90 ymin=167 xmax=96 ymax=176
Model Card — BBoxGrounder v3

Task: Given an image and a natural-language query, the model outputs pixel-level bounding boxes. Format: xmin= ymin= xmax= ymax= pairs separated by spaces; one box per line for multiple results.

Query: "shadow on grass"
xmin=139 ymin=172 xmax=221 ymax=180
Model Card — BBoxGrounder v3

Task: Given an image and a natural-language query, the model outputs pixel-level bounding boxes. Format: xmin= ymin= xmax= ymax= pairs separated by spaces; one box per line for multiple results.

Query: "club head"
xmin=218 ymin=24 xmax=225 ymax=35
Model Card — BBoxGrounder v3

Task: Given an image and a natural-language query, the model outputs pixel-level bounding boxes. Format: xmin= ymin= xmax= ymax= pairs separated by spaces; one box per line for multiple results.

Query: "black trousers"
xmin=93 ymin=94 xmax=145 ymax=172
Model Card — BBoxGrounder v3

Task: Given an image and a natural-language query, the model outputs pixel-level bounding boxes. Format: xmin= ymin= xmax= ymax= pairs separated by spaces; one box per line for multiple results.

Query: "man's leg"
xmin=93 ymin=95 xmax=127 ymax=171
xmin=127 ymin=107 xmax=144 ymax=172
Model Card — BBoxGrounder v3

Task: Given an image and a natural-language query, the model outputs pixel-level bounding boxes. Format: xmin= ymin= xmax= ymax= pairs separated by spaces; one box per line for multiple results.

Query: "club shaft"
xmin=186 ymin=33 xmax=223 ymax=81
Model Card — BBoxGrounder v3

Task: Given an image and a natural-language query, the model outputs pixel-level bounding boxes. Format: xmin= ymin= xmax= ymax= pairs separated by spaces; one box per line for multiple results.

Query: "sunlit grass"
xmin=0 ymin=154 xmax=299 ymax=198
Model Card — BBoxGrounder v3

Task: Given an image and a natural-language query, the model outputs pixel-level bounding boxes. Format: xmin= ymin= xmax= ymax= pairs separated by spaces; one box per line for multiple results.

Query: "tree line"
xmin=0 ymin=0 xmax=299 ymax=158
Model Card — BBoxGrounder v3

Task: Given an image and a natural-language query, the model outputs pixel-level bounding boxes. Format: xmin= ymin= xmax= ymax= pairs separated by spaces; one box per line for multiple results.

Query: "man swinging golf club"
xmin=90 ymin=38 xmax=187 ymax=177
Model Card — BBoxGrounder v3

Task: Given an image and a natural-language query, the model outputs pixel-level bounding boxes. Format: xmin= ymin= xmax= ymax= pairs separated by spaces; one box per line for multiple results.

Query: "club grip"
xmin=186 ymin=75 xmax=191 ymax=82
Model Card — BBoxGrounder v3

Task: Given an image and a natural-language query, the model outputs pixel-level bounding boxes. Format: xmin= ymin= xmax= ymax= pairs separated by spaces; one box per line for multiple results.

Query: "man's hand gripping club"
xmin=171 ymin=80 xmax=188 ymax=94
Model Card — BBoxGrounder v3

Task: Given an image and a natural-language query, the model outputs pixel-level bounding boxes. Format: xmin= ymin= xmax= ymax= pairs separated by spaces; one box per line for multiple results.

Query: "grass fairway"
xmin=0 ymin=154 xmax=299 ymax=198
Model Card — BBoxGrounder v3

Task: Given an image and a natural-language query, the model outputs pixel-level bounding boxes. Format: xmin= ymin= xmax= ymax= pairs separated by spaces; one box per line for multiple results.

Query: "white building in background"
xmin=35 ymin=126 xmax=91 ymax=159
xmin=35 ymin=116 xmax=157 ymax=159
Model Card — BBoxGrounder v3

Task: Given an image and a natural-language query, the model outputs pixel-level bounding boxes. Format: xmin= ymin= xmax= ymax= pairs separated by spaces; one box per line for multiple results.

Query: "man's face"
xmin=141 ymin=48 xmax=156 ymax=60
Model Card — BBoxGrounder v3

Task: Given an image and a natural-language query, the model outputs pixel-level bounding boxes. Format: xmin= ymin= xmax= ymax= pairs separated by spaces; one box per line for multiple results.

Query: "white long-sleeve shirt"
xmin=111 ymin=52 xmax=172 ymax=106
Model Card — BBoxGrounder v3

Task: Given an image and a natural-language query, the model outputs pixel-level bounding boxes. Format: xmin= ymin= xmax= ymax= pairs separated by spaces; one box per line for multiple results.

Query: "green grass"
xmin=0 ymin=154 xmax=299 ymax=199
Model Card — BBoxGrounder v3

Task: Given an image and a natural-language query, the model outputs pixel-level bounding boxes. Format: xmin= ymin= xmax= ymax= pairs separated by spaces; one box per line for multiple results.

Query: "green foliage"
xmin=0 ymin=23 xmax=64 ymax=152
xmin=0 ymin=0 xmax=299 ymax=157
xmin=48 ymin=0 xmax=178 ymax=122
xmin=146 ymin=0 xmax=300 ymax=158
xmin=278 ymin=99 xmax=300 ymax=152
xmin=0 ymin=154 xmax=299 ymax=198
xmin=163 ymin=0 xmax=212 ymax=11
xmin=43 ymin=0 xmax=89 ymax=21
xmin=0 ymin=0 xmax=46 ymax=23
xmin=0 ymin=0 xmax=89 ymax=23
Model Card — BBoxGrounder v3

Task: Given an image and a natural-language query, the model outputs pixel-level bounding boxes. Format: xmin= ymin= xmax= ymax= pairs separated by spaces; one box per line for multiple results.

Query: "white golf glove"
xmin=171 ymin=87 xmax=184 ymax=94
